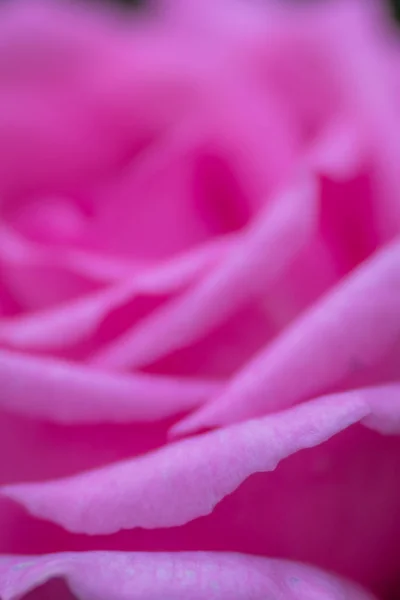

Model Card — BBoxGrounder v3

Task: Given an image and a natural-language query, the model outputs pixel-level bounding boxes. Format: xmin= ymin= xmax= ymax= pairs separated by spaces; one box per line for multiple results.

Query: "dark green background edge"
xmin=117 ymin=0 xmax=400 ymax=23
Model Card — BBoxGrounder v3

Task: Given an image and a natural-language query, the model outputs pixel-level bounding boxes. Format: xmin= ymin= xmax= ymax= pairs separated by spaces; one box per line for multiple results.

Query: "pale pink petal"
xmin=84 ymin=32 xmax=297 ymax=257
xmin=0 ymin=1 xmax=203 ymax=197
xmin=91 ymin=172 xmax=317 ymax=370
xmin=86 ymin=123 xmax=250 ymax=259
xmin=0 ymin=423 xmax=398 ymax=593
xmin=88 ymin=120 xmax=361 ymax=360
xmin=0 ymin=1 xmax=126 ymax=195
xmin=0 ymin=225 xmax=146 ymax=285
xmin=306 ymin=119 xmax=365 ymax=180
xmin=0 ymin=237 xmax=231 ymax=351
xmin=282 ymin=128 xmax=384 ymax=310
xmin=0 ymin=222 xmax=232 ymax=286
xmin=0 ymin=287 xmax=139 ymax=350
xmin=172 ymin=239 xmax=400 ymax=435
xmin=0 ymin=400 xmax=397 ymax=588
xmin=262 ymin=168 xmax=381 ymax=331
xmin=63 ymin=236 xmax=233 ymax=287
xmin=0 ymin=223 xmax=99 ymax=312
xmin=144 ymin=302 xmax=273 ymax=379
xmin=1 ymin=394 xmax=367 ymax=534
xmin=0 ymin=350 xmax=219 ymax=423
xmin=261 ymin=235 xmax=339 ymax=332
xmin=0 ymin=551 xmax=376 ymax=600
xmin=169 ymin=0 xmax=400 ymax=241
xmin=360 ymin=384 xmax=400 ymax=434
xmin=320 ymin=0 xmax=400 ymax=240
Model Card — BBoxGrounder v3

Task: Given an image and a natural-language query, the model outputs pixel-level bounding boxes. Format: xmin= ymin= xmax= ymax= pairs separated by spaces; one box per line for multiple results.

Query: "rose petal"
xmin=261 ymin=235 xmax=339 ymax=332
xmin=65 ymin=235 xmax=232 ymax=287
xmin=360 ymin=384 xmax=400 ymax=434
xmin=144 ymin=302 xmax=273 ymax=379
xmin=0 ymin=422 xmax=398 ymax=593
xmin=0 ymin=350 xmax=219 ymax=423
xmin=0 ymin=411 xmax=168 ymax=487
xmin=0 ymin=551 xmax=376 ymax=600
xmin=0 ymin=0 xmax=125 ymax=195
xmin=306 ymin=119 xmax=365 ymax=179
xmin=0 ymin=236 xmax=231 ymax=351
xmin=0 ymin=224 xmax=99 ymax=312
xmin=91 ymin=171 xmax=318 ymax=370
xmin=172 ymin=238 xmax=400 ymax=434
xmin=0 ymin=225 xmax=146 ymax=285
xmin=1 ymin=394 xmax=368 ymax=534
xmin=0 ymin=0 xmax=203 ymax=196
xmin=86 ymin=119 xmax=252 ymax=259
xmin=321 ymin=0 xmax=400 ymax=240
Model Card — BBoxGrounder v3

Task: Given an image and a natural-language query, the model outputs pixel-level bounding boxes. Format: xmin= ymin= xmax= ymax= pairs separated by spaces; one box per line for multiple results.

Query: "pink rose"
xmin=0 ymin=0 xmax=399 ymax=598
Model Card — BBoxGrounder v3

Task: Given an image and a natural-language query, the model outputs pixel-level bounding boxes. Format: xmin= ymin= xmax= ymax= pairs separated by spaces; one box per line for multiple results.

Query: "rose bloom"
xmin=0 ymin=0 xmax=400 ymax=598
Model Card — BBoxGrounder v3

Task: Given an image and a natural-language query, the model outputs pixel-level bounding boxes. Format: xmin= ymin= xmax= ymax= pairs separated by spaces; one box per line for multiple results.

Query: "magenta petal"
xmin=0 ymin=0 xmax=202 ymax=196
xmin=361 ymin=384 xmax=400 ymax=434
xmin=0 ymin=422 xmax=397 ymax=590
xmin=91 ymin=172 xmax=317 ymax=370
xmin=0 ymin=237 xmax=231 ymax=351
xmin=0 ymin=350 xmax=219 ymax=423
xmin=1 ymin=394 xmax=367 ymax=534
xmin=173 ymin=238 xmax=400 ymax=433
xmin=307 ymin=118 xmax=365 ymax=180
xmin=322 ymin=0 xmax=400 ymax=240
xmin=0 ymin=552 xmax=376 ymax=600
xmin=0 ymin=224 xmax=147 ymax=285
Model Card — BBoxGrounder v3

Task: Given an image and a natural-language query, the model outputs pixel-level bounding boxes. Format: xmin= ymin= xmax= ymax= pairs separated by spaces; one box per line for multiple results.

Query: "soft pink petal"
xmin=86 ymin=122 xmax=252 ymax=259
xmin=0 ymin=400 xmax=397 ymax=590
xmin=143 ymin=302 xmax=273 ymax=379
xmin=0 ymin=1 xmax=204 ymax=197
xmin=62 ymin=236 xmax=233 ymax=287
xmin=166 ymin=0 xmax=400 ymax=241
xmin=0 ymin=423 xmax=398 ymax=594
xmin=0 ymin=411 xmax=172 ymax=489
xmin=263 ymin=169 xmax=381 ymax=335
xmin=0 ymin=350 xmax=218 ymax=423
xmin=172 ymin=239 xmax=400 ymax=435
xmin=0 ymin=236 xmax=231 ymax=351
xmin=0 ymin=225 xmax=99 ymax=312
xmin=0 ymin=224 xmax=146 ymax=285
xmin=321 ymin=0 xmax=400 ymax=241
xmin=1 ymin=394 xmax=367 ymax=534
xmin=0 ymin=285 xmax=152 ymax=351
xmin=306 ymin=118 xmax=365 ymax=179
xmin=0 ymin=551 xmax=376 ymax=600
xmin=91 ymin=172 xmax=317 ymax=370
xmin=0 ymin=1 xmax=126 ymax=195
xmin=261 ymin=234 xmax=339 ymax=332
xmin=360 ymin=384 xmax=400 ymax=434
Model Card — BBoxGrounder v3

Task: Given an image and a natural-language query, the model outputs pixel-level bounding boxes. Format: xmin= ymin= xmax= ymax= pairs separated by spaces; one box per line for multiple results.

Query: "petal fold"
xmin=0 ymin=551 xmax=376 ymax=600
xmin=0 ymin=350 xmax=219 ymax=423
xmin=91 ymin=172 xmax=318 ymax=370
xmin=172 ymin=239 xmax=400 ymax=434
xmin=0 ymin=233 xmax=231 ymax=351
xmin=1 ymin=394 xmax=367 ymax=533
